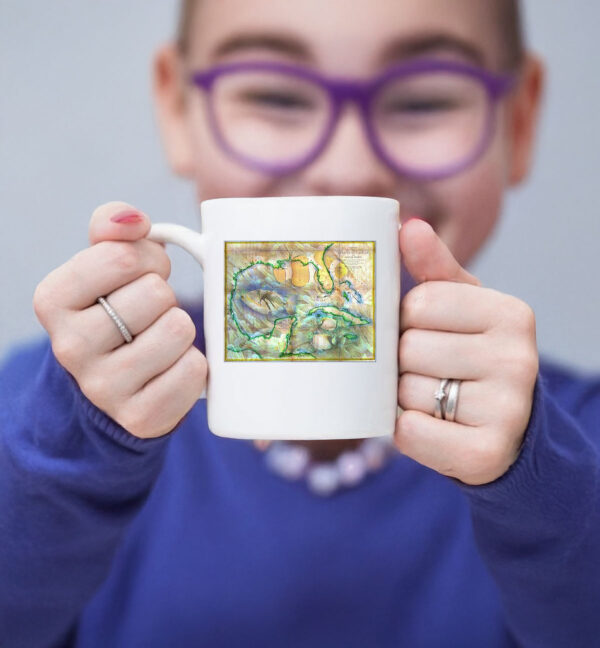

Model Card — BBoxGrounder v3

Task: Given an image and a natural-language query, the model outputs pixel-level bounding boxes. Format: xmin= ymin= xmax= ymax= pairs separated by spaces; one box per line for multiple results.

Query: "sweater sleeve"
xmin=0 ymin=339 xmax=171 ymax=648
xmin=459 ymin=364 xmax=600 ymax=648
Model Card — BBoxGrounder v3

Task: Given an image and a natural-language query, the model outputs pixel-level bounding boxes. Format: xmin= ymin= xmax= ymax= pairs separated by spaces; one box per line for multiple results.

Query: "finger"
xmin=74 ymin=272 xmax=178 ymax=353
xmin=399 ymin=218 xmax=480 ymax=286
xmin=398 ymin=372 xmax=483 ymax=426
xmin=89 ymin=201 xmax=151 ymax=245
xmin=399 ymin=328 xmax=489 ymax=380
xmin=395 ymin=410 xmax=496 ymax=483
xmin=87 ymin=307 xmax=197 ymax=397
xmin=124 ymin=346 xmax=208 ymax=438
xmin=41 ymin=239 xmax=171 ymax=315
xmin=401 ymin=282 xmax=502 ymax=334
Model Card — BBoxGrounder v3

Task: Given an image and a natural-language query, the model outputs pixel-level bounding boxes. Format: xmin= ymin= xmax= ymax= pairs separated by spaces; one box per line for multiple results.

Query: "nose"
xmin=300 ymin=103 xmax=398 ymax=197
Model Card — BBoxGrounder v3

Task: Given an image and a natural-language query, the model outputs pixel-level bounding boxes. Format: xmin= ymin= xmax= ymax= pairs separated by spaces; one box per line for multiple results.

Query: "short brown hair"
xmin=176 ymin=0 xmax=525 ymax=69
xmin=176 ymin=0 xmax=196 ymax=56
xmin=496 ymin=0 xmax=525 ymax=69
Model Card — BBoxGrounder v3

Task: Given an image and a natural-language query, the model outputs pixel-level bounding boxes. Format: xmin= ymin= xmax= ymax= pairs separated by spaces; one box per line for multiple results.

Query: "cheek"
xmin=430 ymin=127 xmax=509 ymax=267
xmin=185 ymin=94 xmax=279 ymax=201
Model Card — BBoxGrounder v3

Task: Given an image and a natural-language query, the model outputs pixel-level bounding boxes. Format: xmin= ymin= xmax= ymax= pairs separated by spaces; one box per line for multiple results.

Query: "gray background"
xmin=1 ymin=2 xmax=599 ymax=370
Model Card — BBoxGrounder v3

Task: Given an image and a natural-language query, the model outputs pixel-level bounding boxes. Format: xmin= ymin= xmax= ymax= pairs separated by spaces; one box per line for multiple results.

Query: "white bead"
xmin=306 ymin=464 xmax=340 ymax=496
xmin=264 ymin=443 xmax=290 ymax=476
xmin=265 ymin=442 xmax=284 ymax=469
xmin=260 ymin=437 xmax=396 ymax=497
xmin=336 ymin=450 xmax=367 ymax=486
xmin=280 ymin=444 xmax=310 ymax=480
xmin=360 ymin=438 xmax=388 ymax=472
xmin=265 ymin=443 xmax=309 ymax=480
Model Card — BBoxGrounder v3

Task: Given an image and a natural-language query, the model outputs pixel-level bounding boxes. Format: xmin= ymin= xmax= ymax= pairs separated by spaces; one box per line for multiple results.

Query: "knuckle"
xmin=516 ymin=299 xmax=536 ymax=329
xmin=118 ymin=404 xmax=151 ymax=438
xmin=140 ymin=239 xmax=172 ymax=279
xmin=490 ymin=334 xmax=538 ymax=384
xmin=478 ymin=435 xmax=507 ymax=470
xmin=155 ymin=247 xmax=172 ymax=279
xmin=146 ymin=272 xmax=176 ymax=307
xmin=32 ymin=281 xmax=54 ymax=325
xmin=506 ymin=297 xmax=536 ymax=332
xmin=398 ymin=327 xmax=418 ymax=364
xmin=185 ymin=346 xmax=208 ymax=383
xmin=106 ymin=242 xmax=140 ymax=275
xmin=164 ymin=307 xmax=196 ymax=341
xmin=397 ymin=373 xmax=413 ymax=409
xmin=494 ymin=389 xmax=531 ymax=433
xmin=461 ymin=437 xmax=503 ymax=481
xmin=504 ymin=344 xmax=539 ymax=383
xmin=402 ymin=284 xmax=428 ymax=323
xmin=515 ymin=347 xmax=539 ymax=382
xmin=51 ymin=332 xmax=86 ymax=370
xmin=395 ymin=408 xmax=417 ymax=443
xmin=79 ymin=371 xmax=112 ymax=406
xmin=498 ymin=408 xmax=527 ymax=436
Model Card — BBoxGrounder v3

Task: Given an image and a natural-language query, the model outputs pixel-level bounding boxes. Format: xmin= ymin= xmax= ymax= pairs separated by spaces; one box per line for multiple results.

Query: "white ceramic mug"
xmin=147 ymin=196 xmax=400 ymax=440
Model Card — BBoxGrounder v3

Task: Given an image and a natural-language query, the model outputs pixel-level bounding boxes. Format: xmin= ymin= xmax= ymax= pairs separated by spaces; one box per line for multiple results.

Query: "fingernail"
xmin=111 ymin=210 xmax=144 ymax=224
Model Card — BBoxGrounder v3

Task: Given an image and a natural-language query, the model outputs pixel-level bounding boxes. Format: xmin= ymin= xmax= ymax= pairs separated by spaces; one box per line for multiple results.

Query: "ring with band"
xmin=433 ymin=378 xmax=461 ymax=421
xmin=433 ymin=378 xmax=450 ymax=419
xmin=444 ymin=379 xmax=461 ymax=422
xmin=97 ymin=296 xmax=134 ymax=344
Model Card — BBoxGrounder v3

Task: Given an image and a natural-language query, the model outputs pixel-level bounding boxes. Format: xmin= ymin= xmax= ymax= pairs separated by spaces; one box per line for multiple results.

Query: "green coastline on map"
xmin=225 ymin=241 xmax=375 ymax=361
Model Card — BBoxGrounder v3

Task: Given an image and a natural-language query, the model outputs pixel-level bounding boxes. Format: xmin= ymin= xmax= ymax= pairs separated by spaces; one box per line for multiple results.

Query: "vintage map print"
xmin=225 ymin=241 xmax=375 ymax=361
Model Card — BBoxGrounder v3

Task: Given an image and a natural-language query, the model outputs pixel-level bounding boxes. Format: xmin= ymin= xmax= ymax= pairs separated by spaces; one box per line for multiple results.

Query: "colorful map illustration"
xmin=225 ymin=241 xmax=375 ymax=361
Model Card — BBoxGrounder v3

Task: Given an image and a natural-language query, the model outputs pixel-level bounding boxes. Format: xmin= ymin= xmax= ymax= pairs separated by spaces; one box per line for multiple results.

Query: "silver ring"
xmin=444 ymin=379 xmax=461 ymax=422
xmin=97 ymin=296 xmax=133 ymax=344
xmin=433 ymin=378 xmax=449 ymax=419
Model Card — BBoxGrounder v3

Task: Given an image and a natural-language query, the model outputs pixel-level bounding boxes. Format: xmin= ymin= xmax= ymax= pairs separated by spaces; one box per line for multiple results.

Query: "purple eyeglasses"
xmin=189 ymin=58 xmax=517 ymax=181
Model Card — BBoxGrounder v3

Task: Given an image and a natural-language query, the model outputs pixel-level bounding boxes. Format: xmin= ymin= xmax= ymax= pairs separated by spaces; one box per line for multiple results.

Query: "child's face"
xmin=154 ymin=0 xmax=543 ymax=267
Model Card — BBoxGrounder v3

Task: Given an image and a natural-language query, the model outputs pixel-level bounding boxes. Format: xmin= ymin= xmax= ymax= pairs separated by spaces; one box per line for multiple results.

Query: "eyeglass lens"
xmin=213 ymin=70 xmax=330 ymax=165
xmin=210 ymin=68 xmax=490 ymax=174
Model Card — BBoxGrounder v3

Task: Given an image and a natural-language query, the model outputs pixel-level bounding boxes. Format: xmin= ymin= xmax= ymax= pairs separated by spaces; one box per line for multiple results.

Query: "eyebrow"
xmin=208 ymin=32 xmax=314 ymax=64
xmin=378 ymin=33 xmax=486 ymax=67
xmin=207 ymin=31 xmax=485 ymax=68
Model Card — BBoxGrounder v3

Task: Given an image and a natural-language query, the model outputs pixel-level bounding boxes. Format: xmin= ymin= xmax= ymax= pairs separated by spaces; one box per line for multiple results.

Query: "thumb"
xmin=399 ymin=218 xmax=480 ymax=286
xmin=88 ymin=201 xmax=151 ymax=245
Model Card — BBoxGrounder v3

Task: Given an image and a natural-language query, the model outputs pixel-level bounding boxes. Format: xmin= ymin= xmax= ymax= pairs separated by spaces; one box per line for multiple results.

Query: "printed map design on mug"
xmin=225 ymin=241 xmax=375 ymax=361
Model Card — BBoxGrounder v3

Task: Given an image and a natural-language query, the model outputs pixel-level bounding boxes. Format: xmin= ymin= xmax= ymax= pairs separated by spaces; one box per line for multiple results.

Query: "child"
xmin=1 ymin=1 xmax=598 ymax=646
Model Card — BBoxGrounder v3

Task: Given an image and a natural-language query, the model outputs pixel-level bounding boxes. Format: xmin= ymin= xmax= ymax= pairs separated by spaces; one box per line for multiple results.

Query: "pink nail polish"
xmin=111 ymin=210 xmax=144 ymax=224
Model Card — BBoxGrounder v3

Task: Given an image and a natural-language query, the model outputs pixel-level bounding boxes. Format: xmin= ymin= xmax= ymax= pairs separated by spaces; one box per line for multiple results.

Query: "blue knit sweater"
xmin=1 ymin=301 xmax=599 ymax=648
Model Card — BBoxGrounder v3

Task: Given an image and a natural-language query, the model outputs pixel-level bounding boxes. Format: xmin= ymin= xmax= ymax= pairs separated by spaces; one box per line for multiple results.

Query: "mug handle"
xmin=146 ymin=223 xmax=206 ymax=267
xmin=146 ymin=222 xmax=208 ymax=399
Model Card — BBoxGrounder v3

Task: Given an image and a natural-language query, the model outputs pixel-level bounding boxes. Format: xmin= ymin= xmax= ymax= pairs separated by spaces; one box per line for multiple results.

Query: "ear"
xmin=506 ymin=54 xmax=545 ymax=186
xmin=152 ymin=43 xmax=196 ymax=179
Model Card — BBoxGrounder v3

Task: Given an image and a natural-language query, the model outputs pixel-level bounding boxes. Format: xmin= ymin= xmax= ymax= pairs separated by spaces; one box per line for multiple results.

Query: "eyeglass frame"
xmin=188 ymin=58 xmax=518 ymax=181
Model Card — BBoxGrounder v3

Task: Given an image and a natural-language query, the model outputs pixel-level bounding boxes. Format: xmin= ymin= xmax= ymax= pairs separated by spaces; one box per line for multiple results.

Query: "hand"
xmin=396 ymin=219 xmax=539 ymax=485
xmin=33 ymin=201 xmax=207 ymax=438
